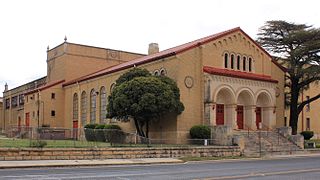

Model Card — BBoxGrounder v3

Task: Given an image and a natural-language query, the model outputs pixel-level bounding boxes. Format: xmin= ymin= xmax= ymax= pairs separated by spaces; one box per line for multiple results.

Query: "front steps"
xmin=235 ymin=130 xmax=303 ymax=157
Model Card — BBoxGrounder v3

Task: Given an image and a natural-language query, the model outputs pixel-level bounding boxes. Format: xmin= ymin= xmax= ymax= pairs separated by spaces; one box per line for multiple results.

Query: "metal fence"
xmin=0 ymin=126 xmax=218 ymax=148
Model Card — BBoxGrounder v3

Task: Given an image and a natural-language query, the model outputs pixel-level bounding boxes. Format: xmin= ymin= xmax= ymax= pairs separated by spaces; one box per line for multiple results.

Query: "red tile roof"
xmin=25 ymin=80 xmax=65 ymax=95
xmin=203 ymin=66 xmax=278 ymax=83
xmin=63 ymin=27 xmax=278 ymax=87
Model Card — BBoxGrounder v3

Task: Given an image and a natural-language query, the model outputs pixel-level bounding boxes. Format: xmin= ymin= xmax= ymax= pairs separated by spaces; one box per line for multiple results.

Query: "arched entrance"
xmin=256 ymin=91 xmax=273 ymax=129
xmin=214 ymin=87 xmax=236 ymax=127
xmin=236 ymin=90 xmax=254 ymax=130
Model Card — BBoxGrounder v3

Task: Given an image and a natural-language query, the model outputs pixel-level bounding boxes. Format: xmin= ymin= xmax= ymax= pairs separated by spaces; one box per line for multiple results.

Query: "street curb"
xmin=0 ymin=159 xmax=184 ymax=169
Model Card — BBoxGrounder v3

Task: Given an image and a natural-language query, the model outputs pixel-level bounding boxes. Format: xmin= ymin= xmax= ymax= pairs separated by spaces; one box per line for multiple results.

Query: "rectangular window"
xmin=19 ymin=94 xmax=24 ymax=105
xmin=306 ymin=118 xmax=310 ymax=130
xmin=51 ymin=93 xmax=55 ymax=99
xmin=284 ymin=117 xmax=287 ymax=126
xmin=11 ymin=96 xmax=18 ymax=108
xmin=51 ymin=110 xmax=56 ymax=117
xmin=306 ymin=96 xmax=310 ymax=111
xmin=5 ymin=98 xmax=10 ymax=109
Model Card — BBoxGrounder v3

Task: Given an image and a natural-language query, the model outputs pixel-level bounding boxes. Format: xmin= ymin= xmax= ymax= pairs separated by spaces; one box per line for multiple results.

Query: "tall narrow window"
xmin=306 ymin=96 xmax=310 ymax=111
xmin=306 ymin=118 xmax=311 ymax=130
xmin=81 ymin=91 xmax=87 ymax=126
xmin=243 ymin=56 xmax=247 ymax=71
xmin=73 ymin=93 xmax=78 ymax=120
xmin=237 ymin=55 xmax=241 ymax=70
xmin=284 ymin=117 xmax=287 ymax=126
xmin=224 ymin=53 xmax=228 ymax=68
xmin=90 ymin=89 xmax=97 ymax=124
xmin=100 ymin=87 xmax=107 ymax=124
xmin=230 ymin=54 xmax=234 ymax=69
xmin=248 ymin=58 xmax=252 ymax=72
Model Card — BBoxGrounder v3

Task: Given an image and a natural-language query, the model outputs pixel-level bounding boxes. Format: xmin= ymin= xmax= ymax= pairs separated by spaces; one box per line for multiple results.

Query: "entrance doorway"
xmin=237 ymin=106 xmax=244 ymax=129
xmin=25 ymin=113 xmax=30 ymax=127
xmin=256 ymin=107 xmax=262 ymax=129
xmin=216 ymin=104 xmax=224 ymax=125
xmin=18 ymin=117 xmax=21 ymax=131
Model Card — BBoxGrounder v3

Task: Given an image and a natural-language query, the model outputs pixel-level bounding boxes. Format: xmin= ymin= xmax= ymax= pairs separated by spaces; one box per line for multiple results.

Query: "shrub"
xmin=84 ymin=124 xmax=98 ymax=141
xmin=104 ymin=124 xmax=124 ymax=144
xmin=104 ymin=124 xmax=121 ymax=130
xmin=95 ymin=124 xmax=107 ymax=142
xmin=31 ymin=140 xmax=47 ymax=148
xmin=300 ymin=131 xmax=314 ymax=140
xmin=190 ymin=125 xmax=211 ymax=139
xmin=84 ymin=124 xmax=98 ymax=129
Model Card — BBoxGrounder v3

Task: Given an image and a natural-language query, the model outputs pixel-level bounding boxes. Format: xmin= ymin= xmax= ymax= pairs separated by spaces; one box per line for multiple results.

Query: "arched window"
xmin=243 ymin=56 xmax=247 ymax=71
xmin=160 ymin=68 xmax=167 ymax=76
xmin=81 ymin=91 xmax=87 ymax=126
xmin=100 ymin=86 xmax=107 ymax=124
xmin=90 ymin=89 xmax=97 ymax=124
xmin=110 ymin=83 xmax=116 ymax=92
xmin=73 ymin=93 xmax=78 ymax=120
xmin=224 ymin=53 xmax=228 ymax=68
xmin=154 ymin=70 xmax=159 ymax=76
xmin=237 ymin=55 xmax=241 ymax=70
xmin=248 ymin=58 xmax=252 ymax=72
xmin=230 ymin=54 xmax=234 ymax=69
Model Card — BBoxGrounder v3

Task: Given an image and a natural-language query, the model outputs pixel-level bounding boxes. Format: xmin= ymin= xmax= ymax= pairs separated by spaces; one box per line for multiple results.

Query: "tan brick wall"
xmin=0 ymin=146 xmax=241 ymax=160
xmin=285 ymin=83 xmax=320 ymax=138
xmin=47 ymin=43 xmax=144 ymax=83
xmin=24 ymin=83 xmax=65 ymax=128
xmin=0 ymin=100 xmax=3 ymax=130
xmin=271 ymin=63 xmax=285 ymax=128
xmin=201 ymin=31 xmax=272 ymax=76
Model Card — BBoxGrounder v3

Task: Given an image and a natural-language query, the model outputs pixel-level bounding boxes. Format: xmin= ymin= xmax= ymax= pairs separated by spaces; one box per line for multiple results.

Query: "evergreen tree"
xmin=257 ymin=20 xmax=320 ymax=134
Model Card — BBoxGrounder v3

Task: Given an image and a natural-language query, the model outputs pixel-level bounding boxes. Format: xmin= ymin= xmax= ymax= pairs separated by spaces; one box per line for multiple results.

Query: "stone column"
xmin=204 ymin=102 xmax=215 ymax=126
xmin=226 ymin=104 xmax=237 ymax=129
xmin=247 ymin=105 xmax=256 ymax=130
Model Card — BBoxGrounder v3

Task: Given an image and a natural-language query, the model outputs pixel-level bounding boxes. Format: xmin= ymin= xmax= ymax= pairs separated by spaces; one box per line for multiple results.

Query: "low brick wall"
xmin=0 ymin=146 xmax=241 ymax=161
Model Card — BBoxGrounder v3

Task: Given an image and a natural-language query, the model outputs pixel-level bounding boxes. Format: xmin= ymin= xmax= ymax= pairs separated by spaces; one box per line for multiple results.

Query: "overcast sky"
xmin=1 ymin=0 xmax=319 ymax=95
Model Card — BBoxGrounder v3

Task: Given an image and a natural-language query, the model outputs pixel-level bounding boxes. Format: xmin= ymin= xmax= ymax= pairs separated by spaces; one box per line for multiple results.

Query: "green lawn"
xmin=0 ymin=138 xmax=110 ymax=148
xmin=0 ymin=138 xmax=207 ymax=148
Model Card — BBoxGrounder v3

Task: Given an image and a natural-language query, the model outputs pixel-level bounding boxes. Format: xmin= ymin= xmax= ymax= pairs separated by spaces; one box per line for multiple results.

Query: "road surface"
xmin=1 ymin=155 xmax=320 ymax=179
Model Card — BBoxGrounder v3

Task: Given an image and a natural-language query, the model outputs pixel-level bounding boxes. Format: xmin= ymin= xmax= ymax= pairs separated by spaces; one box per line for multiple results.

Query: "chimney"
xmin=4 ymin=83 xmax=8 ymax=92
xmin=148 ymin=43 xmax=159 ymax=55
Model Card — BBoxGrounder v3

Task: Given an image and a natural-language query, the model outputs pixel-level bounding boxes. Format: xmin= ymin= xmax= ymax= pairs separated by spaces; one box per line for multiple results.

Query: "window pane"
xmin=224 ymin=53 xmax=228 ymax=68
xmin=237 ymin=55 xmax=240 ymax=70
xmin=231 ymin=54 xmax=234 ymax=69
xmin=73 ymin=93 xmax=78 ymax=120
xmin=90 ymin=89 xmax=96 ymax=124
xmin=248 ymin=58 xmax=252 ymax=72
xmin=81 ymin=91 xmax=87 ymax=126
xmin=100 ymin=87 xmax=107 ymax=124
xmin=243 ymin=57 xmax=246 ymax=71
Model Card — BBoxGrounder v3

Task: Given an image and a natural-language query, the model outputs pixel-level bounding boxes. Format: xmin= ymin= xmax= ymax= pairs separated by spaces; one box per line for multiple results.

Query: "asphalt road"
xmin=1 ymin=155 xmax=320 ymax=179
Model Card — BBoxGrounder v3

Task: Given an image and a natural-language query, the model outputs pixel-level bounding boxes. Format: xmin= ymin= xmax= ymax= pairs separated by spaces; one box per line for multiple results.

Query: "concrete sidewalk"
xmin=0 ymin=158 xmax=183 ymax=169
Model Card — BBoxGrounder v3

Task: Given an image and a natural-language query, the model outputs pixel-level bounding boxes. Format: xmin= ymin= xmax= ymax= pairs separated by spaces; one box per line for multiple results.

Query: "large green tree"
xmin=107 ymin=68 xmax=184 ymax=138
xmin=257 ymin=20 xmax=320 ymax=134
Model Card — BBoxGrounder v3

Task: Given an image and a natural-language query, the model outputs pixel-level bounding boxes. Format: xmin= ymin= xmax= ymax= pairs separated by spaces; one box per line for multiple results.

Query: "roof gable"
xmin=63 ymin=27 xmax=276 ymax=87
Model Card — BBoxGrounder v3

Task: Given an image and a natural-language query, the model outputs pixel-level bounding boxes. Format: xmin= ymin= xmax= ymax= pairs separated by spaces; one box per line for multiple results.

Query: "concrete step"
xmin=236 ymin=130 xmax=302 ymax=157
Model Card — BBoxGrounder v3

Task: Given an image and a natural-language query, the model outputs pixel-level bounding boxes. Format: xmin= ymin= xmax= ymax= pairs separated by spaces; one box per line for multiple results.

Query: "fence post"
xmin=259 ymin=128 xmax=262 ymax=157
